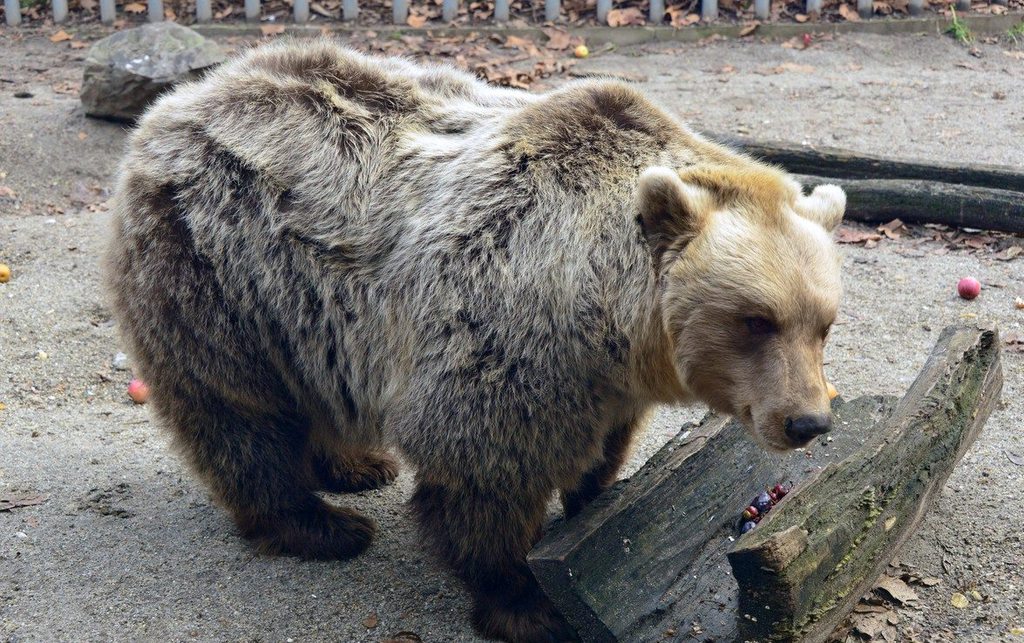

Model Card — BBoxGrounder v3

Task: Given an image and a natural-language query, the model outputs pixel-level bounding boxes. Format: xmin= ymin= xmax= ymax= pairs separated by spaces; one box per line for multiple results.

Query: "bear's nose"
xmin=784 ymin=414 xmax=833 ymax=442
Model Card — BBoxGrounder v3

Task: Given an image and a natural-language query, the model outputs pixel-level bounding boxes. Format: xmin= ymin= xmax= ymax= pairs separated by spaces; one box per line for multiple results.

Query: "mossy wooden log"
xmin=528 ymin=325 xmax=1000 ymax=642
xmin=791 ymin=174 xmax=1024 ymax=234
xmin=714 ymin=134 xmax=1024 ymax=193
xmin=728 ymin=325 xmax=1002 ymax=642
xmin=528 ymin=395 xmax=896 ymax=640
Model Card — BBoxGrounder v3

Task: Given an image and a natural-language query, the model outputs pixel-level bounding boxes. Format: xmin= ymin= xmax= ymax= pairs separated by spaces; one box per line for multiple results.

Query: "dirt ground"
xmin=1 ymin=26 xmax=1023 ymax=643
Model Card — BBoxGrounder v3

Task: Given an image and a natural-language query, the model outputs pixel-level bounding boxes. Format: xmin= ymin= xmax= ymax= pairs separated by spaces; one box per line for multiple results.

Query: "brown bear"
xmin=105 ymin=39 xmax=845 ymax=642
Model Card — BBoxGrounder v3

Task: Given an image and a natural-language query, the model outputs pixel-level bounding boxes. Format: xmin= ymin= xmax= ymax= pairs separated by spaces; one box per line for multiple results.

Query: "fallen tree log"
xmin=792 ymin=174 xmax=1024 ymax=234
xmin=714 ymin=134 xmax=1024 ymax=193
xmin=528 ymin=325 xmax=1001 ymax=642
xmin=728 ymin=325 xmax=1002 ymax=642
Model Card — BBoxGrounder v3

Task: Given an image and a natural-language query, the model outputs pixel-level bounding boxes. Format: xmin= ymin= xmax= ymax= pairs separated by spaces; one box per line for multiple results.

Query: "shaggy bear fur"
xmin=106 ymin=39 xmax=846 ymax=642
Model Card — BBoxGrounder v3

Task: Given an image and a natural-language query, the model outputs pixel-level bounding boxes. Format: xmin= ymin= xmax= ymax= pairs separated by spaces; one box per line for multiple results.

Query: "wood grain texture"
xmin=529 ymin=397 xmax=896 ymax=641
xmin=728 ymin=325 xmax=1002 ymax=642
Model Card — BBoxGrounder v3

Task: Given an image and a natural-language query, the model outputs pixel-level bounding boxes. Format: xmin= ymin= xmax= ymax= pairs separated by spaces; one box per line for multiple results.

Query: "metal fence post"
xmin=805 ymin=0 xmax=821 ymax=14
xmin=147 ymin=0 xmax=162 ymax=21
xmin=701 ymin=0 xmax=717 ymax=20
xmin=99 ymin=0 xmax=115 ymax=22
xmin=754 ymin=0 xmax=769 ymax=19
xmin=494 ymin=0 xmax=509 ymax=20
xmin=53 ymin=0 xmax=68 ymax=22
xmin=245 ymin=0 xmax=259 ymax=20
xmin=294 ymin=0 xmax=309 ymax=21
xmin=342 ymin=0 xmax=357 ymax=20
xmin=544 ymin=0 xmax=558 ymax=22
xmin=649 ymin=0 xmax=663 ymax=23
xmin=596 ymin=0 xmax=610 ymax=22
xmin=196 ymin=0 xmax=212 ymax=21
xmin=955 ymin=0 xmax=969 ymax=9
xmin=442 ymin=0 xmax=456 ymax=21
xmin=907 ymin=0 xmax=922 ymax=14
xmin=393 ymin=0 xmax=407 ymax=23
xmin=4 ymin=0 xmax=20 ymax=25
xmin=857 ymin=0 xmax=871 ymax=17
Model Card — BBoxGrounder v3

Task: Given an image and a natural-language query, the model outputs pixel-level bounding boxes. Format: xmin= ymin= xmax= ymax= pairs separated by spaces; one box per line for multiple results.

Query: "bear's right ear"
xmin=637 ymin=167 xmax=713 ymax=270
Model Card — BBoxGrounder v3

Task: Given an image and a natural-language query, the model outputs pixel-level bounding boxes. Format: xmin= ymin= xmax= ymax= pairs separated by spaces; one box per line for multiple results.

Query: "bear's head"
xmin=639 ymin=164 xmax=846 ymax=451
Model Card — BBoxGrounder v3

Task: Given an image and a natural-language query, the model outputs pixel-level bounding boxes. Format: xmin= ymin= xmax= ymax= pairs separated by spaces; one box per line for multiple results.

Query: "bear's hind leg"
xmin=312 ymin=448 xmax=400 ymax=493
xmin=166 ymin=389 xmax=375 ymax=560
xmin=412 ymin=478 xmax=577 ymax=642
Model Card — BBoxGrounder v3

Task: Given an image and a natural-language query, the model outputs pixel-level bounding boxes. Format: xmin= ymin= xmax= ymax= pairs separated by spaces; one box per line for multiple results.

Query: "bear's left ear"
xmin=638 ymin=167 xmax=713 ymax=270
xmin=795 ymin=184 xmax=846 ymax=233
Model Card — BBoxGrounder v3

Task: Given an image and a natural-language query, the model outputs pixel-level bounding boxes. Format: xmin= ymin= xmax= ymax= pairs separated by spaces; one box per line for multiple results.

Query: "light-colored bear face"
xmin=639 ymin=165 xmax=846 ymax=451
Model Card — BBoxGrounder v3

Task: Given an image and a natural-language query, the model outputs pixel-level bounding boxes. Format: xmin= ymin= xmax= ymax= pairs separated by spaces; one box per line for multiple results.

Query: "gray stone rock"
xmin=111 ymin=352 xmax=130 ymax=371
xmin=81 ymin=23 xmax=224 ymax=122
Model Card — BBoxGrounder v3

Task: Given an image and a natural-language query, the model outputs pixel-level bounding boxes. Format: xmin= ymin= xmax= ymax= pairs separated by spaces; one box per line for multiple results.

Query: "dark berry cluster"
xmin=739 ymin=484 xmax=789 ymax=534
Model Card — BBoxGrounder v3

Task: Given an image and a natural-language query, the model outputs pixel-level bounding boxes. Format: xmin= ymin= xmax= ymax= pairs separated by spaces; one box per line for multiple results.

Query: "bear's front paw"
xmin=472 ymin=591 xmax=578 ymax=643
xmin=318 ymin=451 xmax=400 ymax=493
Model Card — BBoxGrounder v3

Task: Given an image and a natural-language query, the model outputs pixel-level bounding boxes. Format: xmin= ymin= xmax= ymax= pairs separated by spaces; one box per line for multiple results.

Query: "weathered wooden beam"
xmin=529 ymin=326 xmax=1000 ymax=642
xmin=793 ymin=174 xmax=1024 ymax=234
xmin=711 ymin=134 xmax=1024 ymax=193
xmin=529 ymin=396 xmax=897 ymax=640
xmin=729 ymin=326 xmax=1002 ymax=642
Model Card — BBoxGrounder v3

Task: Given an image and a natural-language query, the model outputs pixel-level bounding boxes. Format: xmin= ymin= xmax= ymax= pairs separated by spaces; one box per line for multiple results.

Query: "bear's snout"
xmin=783 ymin=414 xmax=832 ymax=444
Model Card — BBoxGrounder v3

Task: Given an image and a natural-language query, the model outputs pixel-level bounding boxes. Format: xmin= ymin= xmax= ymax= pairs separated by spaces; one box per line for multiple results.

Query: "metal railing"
xmin=0 ymin=0 xmax=985 ymax=28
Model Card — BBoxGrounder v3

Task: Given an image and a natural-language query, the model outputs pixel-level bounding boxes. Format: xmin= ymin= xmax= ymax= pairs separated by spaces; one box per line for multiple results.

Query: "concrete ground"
xmin=1 ymin=26 xmax=1023 ymax=643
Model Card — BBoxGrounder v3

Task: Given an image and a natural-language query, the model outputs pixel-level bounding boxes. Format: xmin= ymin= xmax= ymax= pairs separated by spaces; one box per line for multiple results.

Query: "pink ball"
xmin=127 ymin=378 xmax=150 ymax=404
xmin=957 ymin=277 xmax=981 ymax=300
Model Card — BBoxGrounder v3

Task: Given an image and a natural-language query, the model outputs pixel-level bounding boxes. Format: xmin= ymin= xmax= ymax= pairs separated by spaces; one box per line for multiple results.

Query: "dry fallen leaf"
xmin=70 ymin=41 xmax=88 ymax=49
xmin=874 ymin=575 xmax=919 ymax=605
xmin=260 ymin=24 xmax=286 ymax=36
xmin=0 ymin=493 xmax=48 ymax=512
xmin=362 ymin=612 xmax=379 ymax=629
xmin=877 ymin=218 xmax=907 ymax=240
xmin=851 ymin=610 xmax=897 ymax=639
xmin=738 ymin=21 xmax=759 ymax=36
xmin=541 ymin=28 xmax=572 ymax=50
xmin=794 ymin=12 xmax=809 ymax=21
xmin=836 ymin=227 xmax=882 ymax=245
xmin=838 ymin=3 xmax=860 ymax=20
xmin=49 ymin=29 xmax=72 ymax=42
xmin=123 ymin=2 xmax=145 ymax=12
xmin=0 ymin=186 xmax=16 ymax=199
xmin=995 ymin=246 xmax=1023 ymax=261
xmin=951 ymin=592 xmax=970 ymax=608
xmin=406 ymin=13 xmax=427 ymax=27
xmin=1002 ymin=50 xmax=1024 ymax=60
xmin=606 ymin=7 xmax=645 ymax=26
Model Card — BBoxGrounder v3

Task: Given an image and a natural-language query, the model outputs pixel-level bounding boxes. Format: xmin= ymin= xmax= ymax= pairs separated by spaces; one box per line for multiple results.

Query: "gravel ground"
xmin=1 ymin=28 xmax=1023 ymax=643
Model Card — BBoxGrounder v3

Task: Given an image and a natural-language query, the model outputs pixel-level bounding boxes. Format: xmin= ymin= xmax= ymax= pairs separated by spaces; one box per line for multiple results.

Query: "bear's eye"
xmin=744 ymin=316 xmax=778 ymax=336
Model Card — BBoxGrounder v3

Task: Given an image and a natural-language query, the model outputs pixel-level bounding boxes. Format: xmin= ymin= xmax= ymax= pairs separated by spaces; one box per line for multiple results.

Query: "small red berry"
xmin=742 ymin=506 xmax=759 ymax=521
xmin=772 ymin=483 xmax=789 ymax=499
xmin=127 ymin=378 xmax=149 ymax=404
xmin=957 ymin=277 xmax=981 ymax=300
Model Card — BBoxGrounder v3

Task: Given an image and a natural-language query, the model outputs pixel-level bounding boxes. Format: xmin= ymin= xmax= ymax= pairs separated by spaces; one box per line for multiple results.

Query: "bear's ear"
xmin=638 ymin=167 xmax=713 ymax=269
xmin=795 ymin=184 xmax=846 ymax=233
